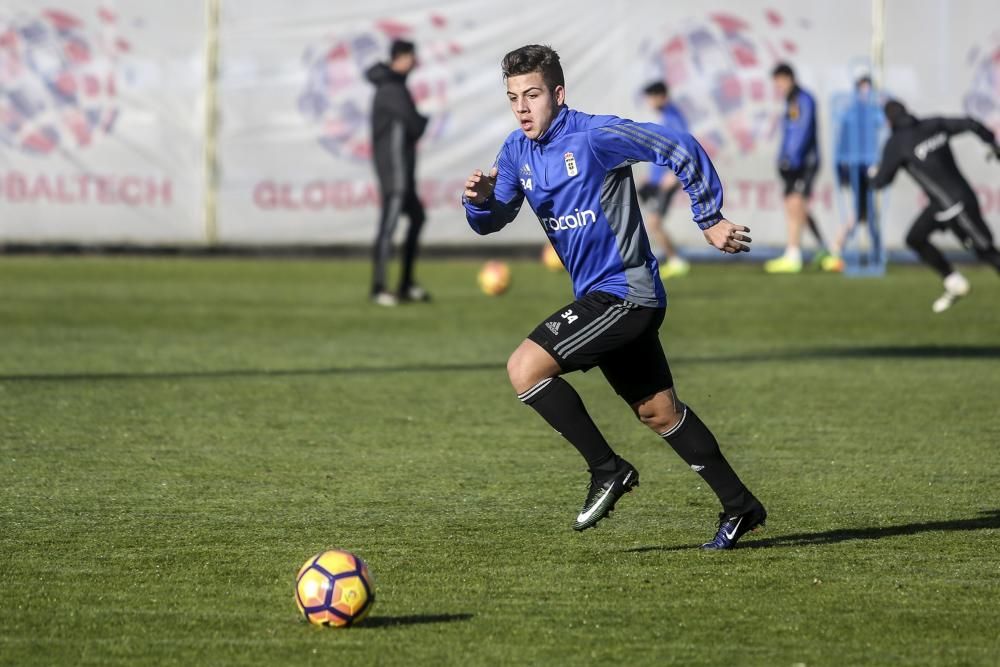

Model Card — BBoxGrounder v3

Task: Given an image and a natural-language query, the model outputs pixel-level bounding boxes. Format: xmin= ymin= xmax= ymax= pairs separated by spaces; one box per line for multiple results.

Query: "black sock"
xmin=518 ymin=377 xmax=617 ymax=473
xmin=974 ymin=245 xmax=1000 ymax=274
xmin=806 ymin=214 xmax=826 ymax=250
xmin=908 ymin=238 xmax=953 ymax=277
xmin=660 ymin=406 xmax=754 ymax=515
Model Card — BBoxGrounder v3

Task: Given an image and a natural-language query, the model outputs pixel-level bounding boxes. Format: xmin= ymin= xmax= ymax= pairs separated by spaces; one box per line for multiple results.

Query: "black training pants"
xmin=372 ymin=189 xmax=426 ymax=294
xmin=906 ymin=195 xmax=1000 ymax=277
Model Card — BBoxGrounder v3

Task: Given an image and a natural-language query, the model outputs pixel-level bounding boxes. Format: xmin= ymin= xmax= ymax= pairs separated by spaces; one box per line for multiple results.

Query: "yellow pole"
xmin=870 ymin=0 xmax=887 ymax=271
xmin=871 ymin=0 xmax=885 ymax=89
xmin=203 ymin=0 xmax=220 ymax=245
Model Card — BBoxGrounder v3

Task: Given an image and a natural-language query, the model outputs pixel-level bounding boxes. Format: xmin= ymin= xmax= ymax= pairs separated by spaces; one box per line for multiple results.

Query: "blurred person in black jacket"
xmin=871 ymin=100 xmax=1000 ymax=313
xmin=366 ymin=39 xmax=430 ymax=306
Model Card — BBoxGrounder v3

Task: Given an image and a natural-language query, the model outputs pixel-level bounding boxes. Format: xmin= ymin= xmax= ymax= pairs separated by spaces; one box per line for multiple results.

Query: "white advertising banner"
xmin=1 ymin=1 xmax=997 ymax=248
xmin=0 ymin=1 xmax=205 ymax=244
xmin=215 ymin=0 xmax=877 ymax=246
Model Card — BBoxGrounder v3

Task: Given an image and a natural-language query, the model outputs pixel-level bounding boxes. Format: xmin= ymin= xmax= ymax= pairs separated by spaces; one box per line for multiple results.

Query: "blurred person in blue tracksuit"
xmin=824 ymin=75 xmax=886 ymax=271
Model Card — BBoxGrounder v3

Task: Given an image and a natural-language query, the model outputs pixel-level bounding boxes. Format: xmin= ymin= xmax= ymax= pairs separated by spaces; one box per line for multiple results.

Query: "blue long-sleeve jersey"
xmin=649 ymin=103 xmax=689 ymax=185
xmin=464 ymin=106 xmax=725 ymax=308
xmin=834 ymin=93 xmax=884 ymax=167
xmin=778 ymin=86 xmax=819 ymax=170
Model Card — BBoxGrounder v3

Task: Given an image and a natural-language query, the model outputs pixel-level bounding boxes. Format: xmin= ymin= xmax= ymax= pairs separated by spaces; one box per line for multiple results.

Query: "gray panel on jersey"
xmin=599 ymin=165 xmax=660 ymax=307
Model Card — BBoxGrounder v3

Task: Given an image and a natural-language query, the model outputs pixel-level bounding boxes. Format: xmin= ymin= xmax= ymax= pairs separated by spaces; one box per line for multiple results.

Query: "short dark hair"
xmin=390 ymin=39 xmax=415 ymax=60
xmin=771 ymin=62 xmax=795 ymax=79
xmin=501 ymin=44 xmax=565 ymax=91
xmin=884 ymin=99 xmax=908 ymax=126
xmin=643 ymin=81 xmax=668 ymax=97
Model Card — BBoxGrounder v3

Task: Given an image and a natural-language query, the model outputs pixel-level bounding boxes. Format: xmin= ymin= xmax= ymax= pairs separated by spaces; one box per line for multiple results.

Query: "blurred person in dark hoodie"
xmin=365 ymin=39 xmax=430 ymax=306
xmin=871 ymin=100 xmax=1000 ymax=313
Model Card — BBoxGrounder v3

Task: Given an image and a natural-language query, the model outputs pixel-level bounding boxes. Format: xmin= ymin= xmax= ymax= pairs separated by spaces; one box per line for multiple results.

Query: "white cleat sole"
xmin=932 ymin=292 xmax=966 ymax=313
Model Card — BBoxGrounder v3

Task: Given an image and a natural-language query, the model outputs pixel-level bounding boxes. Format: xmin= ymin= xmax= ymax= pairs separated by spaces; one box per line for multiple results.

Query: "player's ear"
xmin=554 ymin=84 xmax=566 ymax=107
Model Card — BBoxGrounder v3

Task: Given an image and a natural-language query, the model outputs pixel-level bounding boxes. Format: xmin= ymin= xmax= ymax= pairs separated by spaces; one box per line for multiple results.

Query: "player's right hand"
xmin=464 ymin=167 xmax=498 ymax=205
xmin=703 ymin=219 xmax=751 ymax=254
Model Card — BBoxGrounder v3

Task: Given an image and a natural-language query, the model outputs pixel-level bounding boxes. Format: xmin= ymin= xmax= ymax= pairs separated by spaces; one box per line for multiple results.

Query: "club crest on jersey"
xmin=564 ymin=152 xmax=578 ymax=177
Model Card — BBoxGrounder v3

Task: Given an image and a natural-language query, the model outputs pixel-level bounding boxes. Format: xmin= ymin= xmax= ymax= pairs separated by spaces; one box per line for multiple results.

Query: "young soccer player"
xmin=462 ymin=45 xmax=766 ymax=549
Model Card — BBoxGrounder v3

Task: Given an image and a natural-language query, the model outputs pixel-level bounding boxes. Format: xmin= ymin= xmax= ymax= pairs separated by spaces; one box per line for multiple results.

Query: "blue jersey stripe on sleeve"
xmin=600 ymin=123 xmax=707 ymax=196
xmin=618 ymin=124 xmax=709 ymax=195
xmin=625 ymin=124 xmax=717 ymax=218
xmin=599 ymin=124 xmax=714 ymax=219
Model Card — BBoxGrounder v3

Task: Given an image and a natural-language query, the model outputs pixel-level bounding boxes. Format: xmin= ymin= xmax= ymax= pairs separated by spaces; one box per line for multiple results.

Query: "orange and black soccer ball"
xmin=295 ymin=550 xmax=374 ymax=627
xmin=478 ymin=260 xmax=511 ymax=296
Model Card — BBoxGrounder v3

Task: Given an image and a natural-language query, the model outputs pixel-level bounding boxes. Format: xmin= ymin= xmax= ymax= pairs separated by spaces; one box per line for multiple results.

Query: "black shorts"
xmin=780 ymin=164 xmax=818 ymax=197
xmin=653 ymin=183 xmax=681 ymax=217
xmin=527 ymin=291 xmax=673 ymax=405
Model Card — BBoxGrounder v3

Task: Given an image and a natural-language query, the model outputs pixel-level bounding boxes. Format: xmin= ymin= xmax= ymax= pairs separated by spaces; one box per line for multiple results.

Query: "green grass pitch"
xmin=1 ymin=256 xmax=998 ymax=666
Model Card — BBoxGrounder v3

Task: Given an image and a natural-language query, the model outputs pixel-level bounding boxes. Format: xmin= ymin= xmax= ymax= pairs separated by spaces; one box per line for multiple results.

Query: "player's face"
xmin=773 ymin=74 xmax=793 ymax=98
xmin=392 ymin=52 xmax=417 ymax=75
xmin=645 ymin=92 xmax=667 ymax=112
xmin=506 ymin=72 xmax=565 ymax=140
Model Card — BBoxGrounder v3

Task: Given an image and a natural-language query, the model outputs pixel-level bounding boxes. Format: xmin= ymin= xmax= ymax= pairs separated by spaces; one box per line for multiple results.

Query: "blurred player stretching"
xmin=872 ymin=100 xmax=1000 ymax=312
xmin=638 ymin=81 xmax=691 ymax=279
xmin=462 ymin=44 xmax=766 ymax=549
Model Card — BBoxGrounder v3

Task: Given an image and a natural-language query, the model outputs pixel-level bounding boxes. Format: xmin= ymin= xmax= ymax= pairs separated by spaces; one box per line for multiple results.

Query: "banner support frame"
xmin=202 ymin=0 xmax=221 ymax=245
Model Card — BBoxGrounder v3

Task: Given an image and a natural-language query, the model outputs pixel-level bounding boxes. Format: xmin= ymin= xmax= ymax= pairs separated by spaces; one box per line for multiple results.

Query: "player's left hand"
xmin=703 ymin=219 xmax=751 ymax=254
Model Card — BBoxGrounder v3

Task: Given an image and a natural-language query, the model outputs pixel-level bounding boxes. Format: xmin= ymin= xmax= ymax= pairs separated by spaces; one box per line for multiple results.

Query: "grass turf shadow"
xmin=678 ymin=344 xmax=1000 ymax=365
xmin=2 ymin=345 xmax=997 ymax=384
xmin=625 ymin=509 xmax=1000 ymax=553
xmin=0 ymin=362 xmax=504 ymax=383
xmin=356 ymin=613 xmax=473 ymax=629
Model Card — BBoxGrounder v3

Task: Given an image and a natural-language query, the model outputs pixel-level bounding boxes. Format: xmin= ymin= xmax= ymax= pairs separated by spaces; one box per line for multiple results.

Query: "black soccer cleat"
xmin=399 ymin=284 xmax=432 ymax=303
xmin=700 ymin=501 xmax=767 ymax=550
xmin=573 ymin=459 xmax=639 ymax=532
